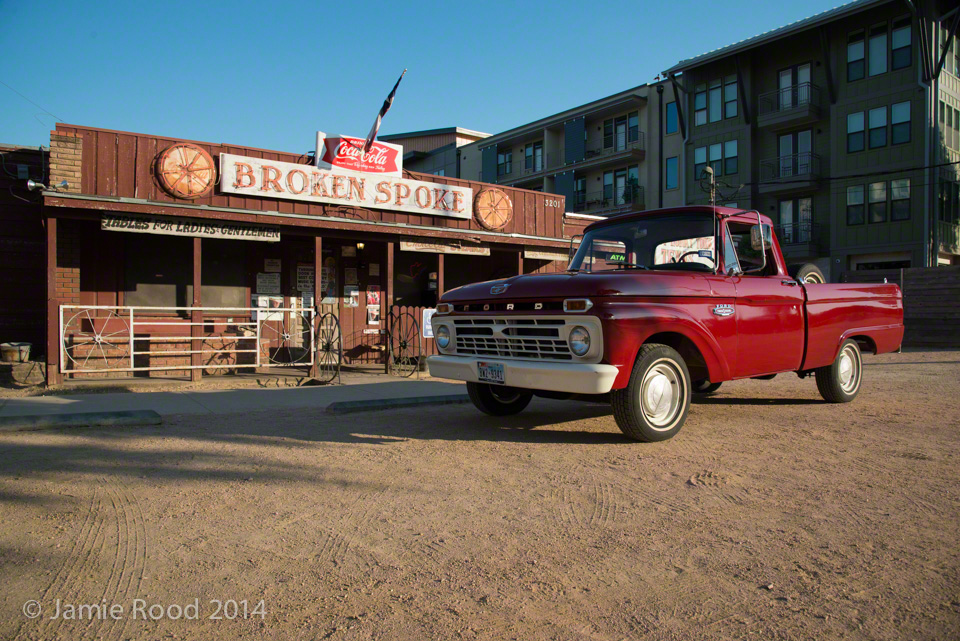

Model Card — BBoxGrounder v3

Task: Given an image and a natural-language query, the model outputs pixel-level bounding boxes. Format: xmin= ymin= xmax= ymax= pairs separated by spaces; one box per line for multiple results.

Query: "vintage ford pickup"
xmin=427 ymin=206 xmax=904 ymax=442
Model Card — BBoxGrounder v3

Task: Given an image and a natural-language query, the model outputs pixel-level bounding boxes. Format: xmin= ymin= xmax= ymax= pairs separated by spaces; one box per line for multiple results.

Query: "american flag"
xmin=363 ymin=69 xmax=407 ymax=153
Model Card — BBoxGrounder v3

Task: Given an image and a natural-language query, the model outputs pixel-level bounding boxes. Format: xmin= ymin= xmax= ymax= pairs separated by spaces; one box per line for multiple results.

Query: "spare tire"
xmin=788 ymin=263 xmax=826 ymax=284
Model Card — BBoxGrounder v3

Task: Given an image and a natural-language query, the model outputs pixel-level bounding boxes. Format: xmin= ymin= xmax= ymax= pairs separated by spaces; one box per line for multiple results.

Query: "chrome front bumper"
xmin=427 ymin=355 xmax=618 ymax=395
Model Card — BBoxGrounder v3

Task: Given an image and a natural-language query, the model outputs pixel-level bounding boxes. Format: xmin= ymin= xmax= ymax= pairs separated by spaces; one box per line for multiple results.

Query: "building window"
xmin=847 ymin=112 xmax=865 ymax=153
xmin=868 ymin=107 xmax=887 ymax=148
xmin=603 ymin=171 xmax=613 ymax=202
xmin=709 ymin=143 xmax=722 ymax=175
xmin=779 ymin=130 xmax=812 ymax=177
xmin=574 ymin=177 xmax=586 ymax=208
xmin=497 ymin=151 xmax=512 ymax=176
xmin=665 ymin=102 xmax=678 ymax=135
xmin=869 ymin=181 xmax=887 ymax=223
xmin=779 ymin=197 xmax=813 ymax=243
xmin=665 ymin=156 xmax=678 ymax=190
xmin=891 ymin=178 xmax=911 ymax=221
xmin=892 ymin=18 xmax=911 ymax=70
xmin=847 ymin=185 xmax=865 ymax=225
xmin=603 ymin=166 xmax=639 ymax=204
xmin=603 ymin=119 xmax=614 ymax=148
xmin=848 ymin=33 xmax=865 ymax=81
xmin=435 ymin=169 xmax=445 ymax=176
xmin=603 ymin=112 xmax=639 ymax=150
xmin=525 ymin=143 xmax=542 ymax=172
xmin=724 ymin=140 xmax=738 ymax=175
xmin=868 ymin=25 xmax=888 ymax=76
xmin=892 ymin=101 xmax=911 ymax=144
xmin=694 ymin=86 xmax=707 ymax=126
xmin=708 ymin=79 xmax=722 ymax=123
xmin=694 ymin=146 xmax=707 ymax=178
xmin=724 ymin=78 xmax=738 ymax=119
xmin=628 ymin=112 xmax=639 ymax=143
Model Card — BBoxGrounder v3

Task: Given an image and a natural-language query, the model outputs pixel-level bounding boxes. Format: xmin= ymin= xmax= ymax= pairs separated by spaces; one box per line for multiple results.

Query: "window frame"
xmin=694 ymin=146 xmax=707 ymax=179
xmin=694 ymin=86 xmax=707 ymax=126
xmin=724 ymin=140 xmax=738 ymax=175
xmin=891 ymin=178 xmax=911 ymax=221
xmin=891 ymin=101 xmax=911 ymax=145
xmin=665 ymin=102 xmax=678 ymax=135
xmin=497 ymin=150 xmax=512 ymax=177
xmin=868 ymin=181 xmax=888 ymax=223
xmin=847 ymin=111 xmax=865 ymax=153
xmin=665 ymin=156 xmax=679 ymax=190
xmin=868 ymin=106 xmax=887 ymax=149
xmin=848 ymin=32 xmax=866 ymax=81
xmin=868 ymin=24 xmax=888 ymax=77
xmin=891 ymin=17 xmax=911 ymax=70
xmin=724 ymin=78 xmax=738 ymax=119
xmin=709 ymin=143 xmax=723 ymax=175
xmin=847 ymin=185 xmax=865 ymax=226
xmin=708 ymin=79 xmax=722 ymax=123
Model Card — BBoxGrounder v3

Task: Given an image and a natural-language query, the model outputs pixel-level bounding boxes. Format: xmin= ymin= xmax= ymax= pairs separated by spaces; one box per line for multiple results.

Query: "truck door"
xmin=725 ymin=221 xmax=805 ymax=377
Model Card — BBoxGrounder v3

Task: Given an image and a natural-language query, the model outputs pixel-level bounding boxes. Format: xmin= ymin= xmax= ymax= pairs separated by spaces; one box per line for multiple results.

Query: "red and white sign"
xmin=316 ymin=131 xmax=402 ymax=177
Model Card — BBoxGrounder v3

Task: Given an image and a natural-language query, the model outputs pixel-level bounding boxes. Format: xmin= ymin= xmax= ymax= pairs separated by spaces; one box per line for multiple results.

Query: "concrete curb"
xmin=0 ymin=410 xmax=163 ymax=433
xmin=326 ymin=394 xmax=471 ymax=415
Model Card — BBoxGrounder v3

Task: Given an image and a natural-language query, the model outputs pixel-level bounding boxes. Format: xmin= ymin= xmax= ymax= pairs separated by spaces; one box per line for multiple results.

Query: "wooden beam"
xmin=310 ymin=234 xmax=322 ymax=378
xmin=191 ymin=237 xmax=202 ymax=382
xmin=734 ymin=55 xmax=751 ymax=125
xmin=45 ymin=215 xmax=61 ymax=387
xmin=935 ymin=10 xmax=960 ymax=80
xmin=437 ymin=252 xmax=445 ymax=297
xmin=385 ymin=241 xmax=394 ymax=374
xmin=819 ymin=26 xmax=837 ymax=104
xmin=518 ymin=250 xmax=524 ymax=276
xmin=668 ymin=74 xmax=687 ymax=140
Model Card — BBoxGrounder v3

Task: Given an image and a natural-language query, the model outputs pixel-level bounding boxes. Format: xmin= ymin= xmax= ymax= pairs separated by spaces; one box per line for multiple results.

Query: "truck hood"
xmin=441 ymin=270 xmax=714 ymax=302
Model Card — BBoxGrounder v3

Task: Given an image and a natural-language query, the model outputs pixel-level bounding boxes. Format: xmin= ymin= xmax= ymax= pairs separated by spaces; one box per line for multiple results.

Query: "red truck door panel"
xmin=701 ymin=275 xmax=739 ymax=377
xmin=731 ymin=276 xmax=805 ymax=377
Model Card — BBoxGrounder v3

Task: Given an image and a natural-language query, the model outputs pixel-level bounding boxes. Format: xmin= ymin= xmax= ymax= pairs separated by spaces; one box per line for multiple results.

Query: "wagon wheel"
xmin=155 ymin=144 xmax=216 ymax=199
xmin=259 ymin=310 xmax=313 ymax=366
xmin=473 ymin=188 xmax=514 ymax=231
xmin=62 ymin=308 xmax=130 ymax=372
xmin=315 ymin=312 xmax=342 ymax=384
xmin=389 ymin=311 xmax=420 ymax=378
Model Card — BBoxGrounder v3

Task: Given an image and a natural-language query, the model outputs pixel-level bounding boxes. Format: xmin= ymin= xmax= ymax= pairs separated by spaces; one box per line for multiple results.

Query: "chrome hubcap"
xmin=838 ymin=345 xmax=860 ymax=393
xmin=640 ymin=360 xmax=683 ymax=430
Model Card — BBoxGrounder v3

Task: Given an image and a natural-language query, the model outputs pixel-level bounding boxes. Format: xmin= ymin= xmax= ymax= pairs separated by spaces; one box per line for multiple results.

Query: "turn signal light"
xmin=436 ymin=303 xmax=453 ymax=314
xmin=563 ymin=298 xmax=593 ymax=313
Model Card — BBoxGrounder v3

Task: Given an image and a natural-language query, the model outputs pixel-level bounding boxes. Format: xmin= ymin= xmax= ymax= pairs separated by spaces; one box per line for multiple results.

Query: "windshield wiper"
xmin=609 ymin=261 xmax=649 ymax=270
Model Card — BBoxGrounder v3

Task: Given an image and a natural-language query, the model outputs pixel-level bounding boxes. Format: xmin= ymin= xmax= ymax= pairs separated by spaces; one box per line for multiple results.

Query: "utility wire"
xmin=0 ymin=79 xmax=64 ymax=122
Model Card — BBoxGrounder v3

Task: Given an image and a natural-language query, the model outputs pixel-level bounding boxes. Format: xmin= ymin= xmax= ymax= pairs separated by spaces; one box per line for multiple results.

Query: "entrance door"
xmin=779 ymin=63 xmax=811 ymax=109
xmin=615 ymin=118 xmax=627 ymax=151
xmin=778 ymin=133 xmax=793 ymax=177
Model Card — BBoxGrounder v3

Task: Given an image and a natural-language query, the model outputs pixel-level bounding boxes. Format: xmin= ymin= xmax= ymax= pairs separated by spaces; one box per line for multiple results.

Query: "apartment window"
xmin=892 ymin=18 xmax=911 ymax=70
xmin=497 ymin=151 xmax=512 ymax=176
xmin=603 ymin=119 xmax=614 ymax=148
xmin=603 ymin=112 xmax=639 ymax=150
xmin=779 ymin=63 xmax=812 ymax=109
xmin=891 ymin=179 xmax=911 ymax=221
xmin=665 ymin=156 xmax=678 ymax=190
xmin=847 ymin=185 xmax=865 ymax=225
xmin=604 ymin=166 xmax=639 ymax=204
xmin=869 ymin=181 xmax=887 ymax=223
xmin=665 ymin=102 xmax=678 ymax=135
xmin=847 ymin=112 xmax=865 ymax=153
xmin=848 ymin=33 xmax=865 ymax=81
xmin=709 ymin=143 xmax=722 ymax=175
xmin=628 ymin=112 xmax=639 ymax=143
xmin=868 ymin=25 xmax=888 ymax=76
xmin=779 ymin=130 xmax=812 ymax=176
xmin=724 ymin=78 xmax=738 ymax=119
xmin=435 ymin=169 xmax=445 ymax=176
xmin=524 ymin=142 xmax=542 ymax=172
xmin=574 ymin=177 xmax=586 ymax=208
xmin=724 ymin=140 xmax=738 ymax=175
xmin=779 ymin=197 xmax=813 ymax=243
xmin=709 ymin=79 xmax=722 ymax=123
xmin=603 ymin=171 xmax=614 ymax=201
xmin=694 ymin=146 xmax=707 ymax=178
xmin=892 ymin=101 xmax=911 ymax=144
xmin=868 ymin=107 xmax=887 ymax=148
xmin=694 ymin=86 xmax=707 ymax=126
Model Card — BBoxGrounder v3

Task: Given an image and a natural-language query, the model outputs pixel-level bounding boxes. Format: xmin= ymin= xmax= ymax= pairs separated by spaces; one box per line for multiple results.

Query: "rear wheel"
xmin=692 ymin=379 xmax=722 ymax=394
xmin=612 ymin=344 xmax=691 ymax=442
xmin=466 ymin=382 xmax=533 ymax=416
xmin=815 ymin=339 xmax=862 ymax=403
xmin=788 ymin=263 xmax=826 ymax=284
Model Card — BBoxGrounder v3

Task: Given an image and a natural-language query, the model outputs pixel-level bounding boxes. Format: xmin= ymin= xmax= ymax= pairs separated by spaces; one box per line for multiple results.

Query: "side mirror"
xmin=751 ymin=224 xmax=773 ymax=251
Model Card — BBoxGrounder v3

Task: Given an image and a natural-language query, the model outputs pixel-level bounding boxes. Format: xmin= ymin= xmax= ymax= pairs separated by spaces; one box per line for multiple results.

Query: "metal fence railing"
xmin=572 ymin=186 xmax=644 ymax=215
xmin=759 ymin=82 xmax=822 ymax=115
xmin=760 ymin=152 xmax=821 ymax=182
xmin=775 ymin=221 xmax=821 ymax=245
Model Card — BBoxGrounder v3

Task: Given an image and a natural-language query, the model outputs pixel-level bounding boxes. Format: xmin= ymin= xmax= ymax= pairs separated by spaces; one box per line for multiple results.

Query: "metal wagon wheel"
xmin=259 ymin=309 xmax=313 ymax=366
xmin=388 ymin=310 xmax=421 ymax=378
xmin=62 ymin=308 xmax=130 ymax=372
xmin=315 ymin=312 xmax=342 ymax=384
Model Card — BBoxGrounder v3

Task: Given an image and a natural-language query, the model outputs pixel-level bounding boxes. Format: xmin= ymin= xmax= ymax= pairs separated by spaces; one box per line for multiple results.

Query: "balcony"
xmin=758 ymin=152 xmax=822 ymax=195
xmin=757 ymin=82 xmax=823 ymax=131
xmin=774 ymin=222 xmax=824 ymax=259
xmin=496 ymin=134 xmax=646 ymax=185
xmin=572 ymin=186 xmax=645 ymax=217
xmin=940 ymin=220 xmax=960 ymax=254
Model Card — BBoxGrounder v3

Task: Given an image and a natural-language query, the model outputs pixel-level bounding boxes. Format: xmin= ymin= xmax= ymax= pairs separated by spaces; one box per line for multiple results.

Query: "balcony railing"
xmin=572 ymin=186 xmax=644 ymax=215
xmin=758 ymin=82 xmax=822 ymax=116
xmin=584 ymin=132 xmax=645 ymax=161
xmin=760 ymin=152 xmax=822 ymax=182
xmin=940 ymin=220 xmax=960 ymax=252
xmin=775 ymin=222 xmax=821 ymax=245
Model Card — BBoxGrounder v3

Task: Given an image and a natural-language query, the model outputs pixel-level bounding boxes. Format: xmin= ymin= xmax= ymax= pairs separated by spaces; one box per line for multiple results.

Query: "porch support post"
xmin=385 ymin=241 xmax=394 ymax=373
xmin=518 ymin=249 xmax=524 ymax=276
xmin=310 ymin=235 xmax=322 ymax=378
xmin=437 ymin=253 xmax=445 ymax=298
xmin=191 ymin=237 xmax=202 ymax=382
xmin=45 ymin=214 xmax=61 ymax=387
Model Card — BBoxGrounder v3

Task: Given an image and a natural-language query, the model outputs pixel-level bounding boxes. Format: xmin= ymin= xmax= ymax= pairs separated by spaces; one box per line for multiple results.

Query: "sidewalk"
xmin=0 ymin=377 xmax=467 ymax=419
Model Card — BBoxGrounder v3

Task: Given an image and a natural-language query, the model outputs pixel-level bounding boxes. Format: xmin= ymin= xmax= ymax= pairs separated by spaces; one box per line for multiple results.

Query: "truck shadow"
xmin=692 ymin=396 xmax=824 ymax=406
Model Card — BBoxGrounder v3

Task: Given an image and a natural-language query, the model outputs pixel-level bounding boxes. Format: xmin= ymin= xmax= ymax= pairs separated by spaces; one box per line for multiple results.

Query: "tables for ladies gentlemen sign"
xmin=220 ymin=153 xmax=473 ymax=220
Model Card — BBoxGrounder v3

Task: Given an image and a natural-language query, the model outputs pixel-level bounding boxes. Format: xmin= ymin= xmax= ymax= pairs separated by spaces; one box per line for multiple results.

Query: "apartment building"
xmin=665 ymin=0 xmax=960 ymax=278
xmin=459 ymin=83 xmax=684 ymax=217
xmin=378 ymin=127 xmax=489 ymax=178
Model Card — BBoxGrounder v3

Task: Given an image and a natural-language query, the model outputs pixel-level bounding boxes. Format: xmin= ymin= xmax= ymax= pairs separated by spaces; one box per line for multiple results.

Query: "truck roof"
xmin=583 ymin=206 xmax=774 ymax=233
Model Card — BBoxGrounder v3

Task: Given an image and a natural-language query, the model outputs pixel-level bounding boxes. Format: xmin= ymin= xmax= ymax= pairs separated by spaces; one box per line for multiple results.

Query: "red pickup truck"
xmin=427 ymin=206 xmax=904 ymax=442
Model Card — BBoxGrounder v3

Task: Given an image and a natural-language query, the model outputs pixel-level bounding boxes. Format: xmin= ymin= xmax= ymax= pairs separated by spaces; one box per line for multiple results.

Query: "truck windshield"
xmin=568 ymin=213 xmax=717 ymax=273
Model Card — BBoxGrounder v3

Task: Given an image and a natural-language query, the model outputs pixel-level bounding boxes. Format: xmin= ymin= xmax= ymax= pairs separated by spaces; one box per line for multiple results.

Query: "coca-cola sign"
xmin=316 ymin=131 xmax=402 ymax=177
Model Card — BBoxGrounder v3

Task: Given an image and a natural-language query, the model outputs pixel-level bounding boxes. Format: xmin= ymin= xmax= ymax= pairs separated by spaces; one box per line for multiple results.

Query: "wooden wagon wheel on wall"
xmin=155 ymin=143 xmax=216 ymax=199
xmin=473 ymin=188 xmax=514 ymax=231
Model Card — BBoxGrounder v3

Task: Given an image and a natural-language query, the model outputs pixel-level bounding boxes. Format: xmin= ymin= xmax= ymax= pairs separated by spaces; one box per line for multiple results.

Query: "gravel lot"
xmin=1 ymin=350 xmax=958 ymax=640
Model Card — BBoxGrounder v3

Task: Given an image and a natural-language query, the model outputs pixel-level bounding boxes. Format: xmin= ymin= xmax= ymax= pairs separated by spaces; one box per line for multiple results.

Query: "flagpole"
xmin=362 ymin=69 xmax=407 ymax=153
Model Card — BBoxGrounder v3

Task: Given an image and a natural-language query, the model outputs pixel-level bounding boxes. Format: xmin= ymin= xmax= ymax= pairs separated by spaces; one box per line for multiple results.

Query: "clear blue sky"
xmin=1 ymin=0 xmax=843 ymax=152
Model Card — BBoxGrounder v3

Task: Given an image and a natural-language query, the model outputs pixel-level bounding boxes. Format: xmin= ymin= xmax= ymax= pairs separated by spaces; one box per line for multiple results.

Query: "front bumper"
xmin=427 ymin=355 xmax=618 ymax=395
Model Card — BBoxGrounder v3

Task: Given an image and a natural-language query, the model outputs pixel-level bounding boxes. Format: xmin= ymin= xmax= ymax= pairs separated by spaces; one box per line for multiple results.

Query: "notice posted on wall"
xmin=369 ymin=263 xmax=380 ymax=277
xmin=422 ymin=308 xmax=436 ymax=339
xmin=366 ymin=285 xmax=381 ymax=306
xmin=344 ymin=268 xmax=358 ymax=286
xmin=296 ymin=264 xmax=315 ymax=293
xmin=264 ymin=258 xmax=281 ymax=272
xmin=344 ymin=286 xmax=359 ymax=308
xmin=367 ymin=305 xmax=381 ymax=325
xmin=256 ymin=272 xmax=281 ymax=295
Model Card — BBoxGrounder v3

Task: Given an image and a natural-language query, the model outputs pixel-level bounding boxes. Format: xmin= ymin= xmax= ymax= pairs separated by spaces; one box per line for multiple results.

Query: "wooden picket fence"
xmin=840 ymin=265 xmax=960 ymax=348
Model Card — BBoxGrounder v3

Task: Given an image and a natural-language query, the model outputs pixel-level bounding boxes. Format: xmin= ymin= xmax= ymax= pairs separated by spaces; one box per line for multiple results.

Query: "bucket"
xmin=0 ymin=342 xmax=31 ymax=363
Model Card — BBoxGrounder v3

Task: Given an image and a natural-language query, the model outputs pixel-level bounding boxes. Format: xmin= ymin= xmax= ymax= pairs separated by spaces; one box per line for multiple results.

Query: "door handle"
xmin=781 ymin=279 xmax=798 ymax=286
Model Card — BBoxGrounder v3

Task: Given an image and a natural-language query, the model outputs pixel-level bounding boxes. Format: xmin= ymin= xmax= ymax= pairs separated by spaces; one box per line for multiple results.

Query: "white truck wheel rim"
xmin=641 ymin=359 xmax=683 ymax=430
xmin=838 ymin=345 xmax=860 ymax=394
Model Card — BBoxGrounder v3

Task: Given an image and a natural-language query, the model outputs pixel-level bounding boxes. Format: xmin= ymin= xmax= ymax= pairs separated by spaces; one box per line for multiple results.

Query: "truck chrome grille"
xmin=452 ymin=318 xmax=573 ymax=361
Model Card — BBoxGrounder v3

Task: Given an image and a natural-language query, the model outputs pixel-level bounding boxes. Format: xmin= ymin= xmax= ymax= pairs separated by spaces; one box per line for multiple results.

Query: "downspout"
xmin=657 ymin=84 xmax=664 ymax=208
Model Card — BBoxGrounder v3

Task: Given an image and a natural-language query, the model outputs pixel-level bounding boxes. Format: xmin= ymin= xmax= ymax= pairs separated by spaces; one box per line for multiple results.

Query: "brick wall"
xmin=49 ymin=131 xmax=82 ymax=193
xmin=55 ymin=220 xmax=81 ymax=305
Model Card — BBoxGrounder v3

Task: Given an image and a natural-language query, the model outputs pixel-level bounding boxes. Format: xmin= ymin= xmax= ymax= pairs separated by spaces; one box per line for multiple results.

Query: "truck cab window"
xmin=727 ymin=222 xmax=776 ymax=276
xmin=723 ymin=229 xmax=740 ymax=274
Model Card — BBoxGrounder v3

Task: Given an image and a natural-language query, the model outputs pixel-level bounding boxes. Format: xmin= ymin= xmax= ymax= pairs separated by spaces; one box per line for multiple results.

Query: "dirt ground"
xmin=1 ymin=350 xmax=958 ymax=641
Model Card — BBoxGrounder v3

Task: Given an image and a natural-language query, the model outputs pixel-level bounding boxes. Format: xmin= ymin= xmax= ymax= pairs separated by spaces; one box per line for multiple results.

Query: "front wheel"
xmin=612 ymin=343 xmax=691 ymax=442
xmin=815 ymin=339 xmax=862 ymax=403
xmin=466 ymin=382 xmax=533 ymax=416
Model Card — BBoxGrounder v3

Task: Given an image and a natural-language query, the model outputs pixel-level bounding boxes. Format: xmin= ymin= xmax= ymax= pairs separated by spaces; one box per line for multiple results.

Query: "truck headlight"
xmin=568 ymin=326 xmax=590 ymax=356
xmin=436 ymin=324 xmax=451 ymax=349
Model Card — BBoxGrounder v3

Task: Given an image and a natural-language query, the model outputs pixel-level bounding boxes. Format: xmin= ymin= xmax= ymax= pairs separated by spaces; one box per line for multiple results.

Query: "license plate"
xmin=477 ymin=361 xmax=505 ymax=385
